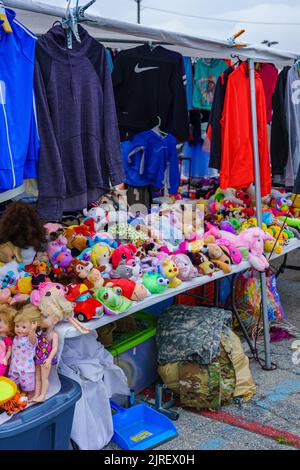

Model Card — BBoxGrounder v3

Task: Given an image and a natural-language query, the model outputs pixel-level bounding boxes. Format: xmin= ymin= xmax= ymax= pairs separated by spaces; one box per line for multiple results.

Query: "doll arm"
xmin=29 ymin=322 xmax=38 ymax=345
xmin=3 ymin=345 xmax=12 ymax=365
xmin=66 ymin=315 xmax=91 ymax=335
xmin=43 ymin=331 xmax=58 ymax=368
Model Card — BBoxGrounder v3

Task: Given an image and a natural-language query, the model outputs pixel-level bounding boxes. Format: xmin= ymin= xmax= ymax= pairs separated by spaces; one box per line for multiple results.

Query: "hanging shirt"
xmin=183 ymin=57 xmax=193 ymax=111
xmin=294 ymin=165 xmax=300 ymax=194
xmin=105 ymin=49 xmax=114 ymax=73
xmin=0 ymin=9 xmax=39 ymax=192
xmin=258 ymin=63 xmax=278 ymax=123
xmin=207 ymin=66 xmax=234 ymax=170
xmin=270 ymin=66 xmax=290 ymax=178
xmin=121 ymin=131 xmax=180 ymax=194
xmin=34 ymin=25 xmax=124 ymax=220
xmin=285 ymin=65 xmax=300 ymax=188
xmin=220 ymin=62 xmax=271 ymax=197
xmin=192 ymin=59 xmax=228 ymax=111
xmin=112 ymin=44 xmax=189 ymax=141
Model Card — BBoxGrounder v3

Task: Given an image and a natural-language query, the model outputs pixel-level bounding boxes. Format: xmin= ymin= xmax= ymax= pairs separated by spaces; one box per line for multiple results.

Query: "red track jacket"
xmin=220 ymin=62 xmax=271 ymax=196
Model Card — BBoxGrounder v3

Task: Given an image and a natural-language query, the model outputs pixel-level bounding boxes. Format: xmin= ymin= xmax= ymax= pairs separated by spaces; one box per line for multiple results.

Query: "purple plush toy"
xmin=220 ymin=221 xmax=236 ymax=235
xmin=47 ymin=236 xmax=73 ymax=268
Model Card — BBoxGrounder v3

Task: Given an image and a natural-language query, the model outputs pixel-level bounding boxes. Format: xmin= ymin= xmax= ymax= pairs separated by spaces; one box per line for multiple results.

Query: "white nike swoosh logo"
xmin=134 ymin=64 xmax=159 ymax=74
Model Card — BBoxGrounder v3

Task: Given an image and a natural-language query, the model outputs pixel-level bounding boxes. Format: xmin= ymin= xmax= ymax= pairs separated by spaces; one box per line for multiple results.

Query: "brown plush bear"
xmin=202 ymin=243 xmax=231 ymax=274
xmin=186 ymin=251 xmax=214 ymax=276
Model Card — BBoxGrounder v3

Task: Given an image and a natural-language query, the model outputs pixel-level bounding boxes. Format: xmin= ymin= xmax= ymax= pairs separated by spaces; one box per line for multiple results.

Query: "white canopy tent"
xmin=4 ymin=0 xmax=299 ymax=370
xmin=6 ymin=0 xmax=298 ymax=64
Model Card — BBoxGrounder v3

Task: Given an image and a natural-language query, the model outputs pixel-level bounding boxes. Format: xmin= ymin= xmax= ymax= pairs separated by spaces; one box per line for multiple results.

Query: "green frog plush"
xmin=93 ymin=286 xmax=132 ymax=316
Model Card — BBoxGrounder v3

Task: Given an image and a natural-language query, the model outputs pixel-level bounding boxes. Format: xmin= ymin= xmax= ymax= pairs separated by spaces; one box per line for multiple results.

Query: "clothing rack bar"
xmin=35 ymin=35 xmax=173 ymax=46
xmin=7 ymin=1 xmax=297 ymax=63
xmin=94 ymin=39 xmax=174 ymax=46
xmin=248 ymin=58 xmax=272 ymax=370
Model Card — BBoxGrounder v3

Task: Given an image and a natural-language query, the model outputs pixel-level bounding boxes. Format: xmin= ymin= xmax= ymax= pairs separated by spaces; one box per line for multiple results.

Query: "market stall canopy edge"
xmin=7 ymin=0 xmax=298 ymax=64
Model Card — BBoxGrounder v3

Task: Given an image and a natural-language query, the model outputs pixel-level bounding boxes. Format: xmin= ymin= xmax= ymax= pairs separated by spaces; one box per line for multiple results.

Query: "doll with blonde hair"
xmin=0 ymin=305 xmax=16 ymax=376
xmin=30 ymin=295 xmax=61 ymax=403
xmin=39 ymin=293 xmax=91 ymax=335
xmin=8 ymin=304 xmax=40 ymax=393
xmin=30 ymin=294 xmax=88 ymax=402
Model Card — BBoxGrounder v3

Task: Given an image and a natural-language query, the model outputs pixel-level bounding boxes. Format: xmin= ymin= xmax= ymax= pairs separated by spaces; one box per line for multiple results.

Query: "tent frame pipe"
xmin=248 ymin=58 xmax=272 ymax=370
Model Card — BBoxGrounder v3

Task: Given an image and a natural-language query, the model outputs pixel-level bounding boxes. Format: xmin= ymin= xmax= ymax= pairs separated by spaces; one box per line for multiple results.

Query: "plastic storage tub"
xmin=0 ymin=375 xmax=82 ymax=450
xmin=143 ymin=297 xmax=174 ymax=316
xmin=108 ymin=312 xmax=158 ymax=394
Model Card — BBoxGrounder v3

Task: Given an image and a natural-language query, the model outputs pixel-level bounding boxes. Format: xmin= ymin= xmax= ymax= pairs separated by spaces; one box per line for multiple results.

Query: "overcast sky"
xmin=41 ymin=0 xmax=300 ymax=52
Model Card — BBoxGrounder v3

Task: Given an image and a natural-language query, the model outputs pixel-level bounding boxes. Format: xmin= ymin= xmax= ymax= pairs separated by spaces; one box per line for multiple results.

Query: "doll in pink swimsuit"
xmin=8 ymin=304 xmax=40 ymax=393
xmin=0 ymin=305 xmax=16 ymax=376
xmin=30 ymin=296 xmax=60 ymax=403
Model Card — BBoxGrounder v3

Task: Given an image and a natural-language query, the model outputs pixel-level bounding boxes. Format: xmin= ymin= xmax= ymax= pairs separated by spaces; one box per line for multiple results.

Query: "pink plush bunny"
xmin=204 ymin=222 xmax=221 ymax=240
xmin=218 ymin=227 xmax=273 ymax=272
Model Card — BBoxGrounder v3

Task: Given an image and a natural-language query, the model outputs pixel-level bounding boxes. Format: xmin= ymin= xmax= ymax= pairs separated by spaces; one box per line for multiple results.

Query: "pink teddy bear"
xmin=218 ymin=227 xmax=273 ymax=272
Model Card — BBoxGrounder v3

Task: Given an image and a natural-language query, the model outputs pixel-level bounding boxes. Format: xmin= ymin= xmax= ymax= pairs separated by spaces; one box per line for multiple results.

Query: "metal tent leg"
xmin=248 ymin=59 xmax=272 ymax=370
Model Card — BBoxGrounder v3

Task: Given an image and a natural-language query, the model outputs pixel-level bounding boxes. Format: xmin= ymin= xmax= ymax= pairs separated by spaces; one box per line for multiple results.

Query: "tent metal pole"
xmin=248 ymin=58 xmax=272 ymax=370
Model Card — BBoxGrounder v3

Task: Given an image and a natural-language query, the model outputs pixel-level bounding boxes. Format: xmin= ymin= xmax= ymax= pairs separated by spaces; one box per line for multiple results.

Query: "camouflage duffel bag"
xmin=158 ymin=334 xmax=236 ymax=410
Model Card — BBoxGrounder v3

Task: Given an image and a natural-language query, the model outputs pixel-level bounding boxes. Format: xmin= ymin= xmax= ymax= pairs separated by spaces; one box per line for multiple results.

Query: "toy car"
xmin=66 ymin=283 xmax=103 ymax=322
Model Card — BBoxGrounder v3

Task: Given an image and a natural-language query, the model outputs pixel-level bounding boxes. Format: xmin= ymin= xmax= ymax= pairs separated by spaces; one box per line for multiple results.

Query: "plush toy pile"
xmin=0 ymin=187 xmax=299 ymax=327
xmin=0 ymin=187 xmax=299 ymax=405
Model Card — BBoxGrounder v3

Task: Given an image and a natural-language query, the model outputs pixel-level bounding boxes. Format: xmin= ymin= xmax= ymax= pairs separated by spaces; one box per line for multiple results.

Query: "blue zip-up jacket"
xmin=0 ymin=9 xmax=39 ymax=192
xmin=121 ymin=130 xmax=180 ymax=194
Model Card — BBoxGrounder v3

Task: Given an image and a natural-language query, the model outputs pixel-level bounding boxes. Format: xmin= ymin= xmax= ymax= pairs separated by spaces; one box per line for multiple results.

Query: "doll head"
xmin=91 ymin=243 xmax=113 ymax=268
xmin=14 ymin=304 xmax=40 ymax=337
xmin=30 ymin=282 xmax=67 ymax=306
xmin=0 ymin=288 xmax=12 ymax=305
xmin=0 ymin=304 xmax=16 ymax=337
xmin=0 ymin=202 xmax=46 ymax=251
xmin=39 ymin=294 xmax=73 ymax=327
xmin=0 ymin=242 xmax=23 ymax=264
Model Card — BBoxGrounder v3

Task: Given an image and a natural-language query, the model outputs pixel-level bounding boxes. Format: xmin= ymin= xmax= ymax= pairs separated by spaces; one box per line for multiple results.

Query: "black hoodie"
xmin=112 ymin=44 xmax=189 ymax=141
xmin=270 ymin=66 xmax=290 ymax=178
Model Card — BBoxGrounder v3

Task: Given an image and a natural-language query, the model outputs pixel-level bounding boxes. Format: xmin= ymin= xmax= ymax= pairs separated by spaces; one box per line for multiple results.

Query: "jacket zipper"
xmin=0 ymin=83 xmax=16 ymax=188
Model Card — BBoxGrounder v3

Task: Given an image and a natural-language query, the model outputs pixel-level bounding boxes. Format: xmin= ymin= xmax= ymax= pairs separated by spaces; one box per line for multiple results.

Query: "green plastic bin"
xmin=108 ymin=312 xmax=158 ymax=394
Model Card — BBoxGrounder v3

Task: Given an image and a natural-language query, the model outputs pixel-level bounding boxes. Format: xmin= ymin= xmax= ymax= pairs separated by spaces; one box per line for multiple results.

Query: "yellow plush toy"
xmin=10 ymin=277 xmax=33 ymax=295
xmin=291 ymin=194 xmax=300 ymax=218
xmin=264 ymin=239 xmax=283 ymax=254
xmin=159 ymin=258 xmax=182 ymax=288
xmin=241 ymin=217 xmax=258 ymax=231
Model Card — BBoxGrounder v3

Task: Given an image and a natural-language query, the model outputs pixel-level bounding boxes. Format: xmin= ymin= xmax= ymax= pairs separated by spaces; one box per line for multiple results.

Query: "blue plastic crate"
xmin=0 ymin=375 xmax=82 ymax=450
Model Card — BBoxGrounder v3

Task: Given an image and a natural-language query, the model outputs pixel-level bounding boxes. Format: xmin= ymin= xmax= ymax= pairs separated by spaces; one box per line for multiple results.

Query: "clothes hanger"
xmin=152 ymin=116 xmax=168 ymax=137
xmin=230 ymin=54 xmax=242 ymax=68
xmin=294 ymin=57 xmax=300 ymax=78
xmin=203 ymin=58 xmax=214 ymax=65
xmin=52 ymin=20 xmax=63 ymax=28
xmin=0 ymin=1 xmax=12 ymax=33
xmin=145 ymin=40 xmax=160 ymax=51
xmin=62 ymin=0 xmax=96 ymax=49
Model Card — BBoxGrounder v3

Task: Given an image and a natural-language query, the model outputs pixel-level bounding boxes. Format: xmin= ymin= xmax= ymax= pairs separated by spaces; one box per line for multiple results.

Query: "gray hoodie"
xmin=34 ymin=25 xmax=124 ymax=220
xmin=285 ymin=65 xmax=300 ymax=189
